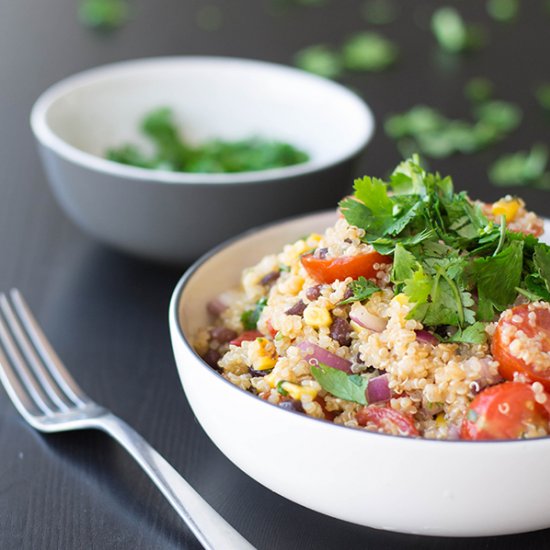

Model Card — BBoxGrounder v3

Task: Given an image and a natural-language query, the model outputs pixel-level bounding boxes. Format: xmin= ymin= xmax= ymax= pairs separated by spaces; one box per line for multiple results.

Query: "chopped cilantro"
xmin=535 ymin=83 xmax=550 ymax=112
xmin=294 ymin=45 xmax=342 ymax=79
xmin=276 ymin=380 xmax=289 ymax=396
xmin=341 ymin=156 xmax=550 ymax=332
xmin=486 ymin=0 xmax=519 ymax=22
xmin=341 ymin=32 xmax=398 ymax=72
xmin=107 ymin=108 xmax=309 ymax=173
xmin=362 ymin=0 xmax=398 ymax=25
xmin=446 ymin=322 xmax=487 ymax=344
xmin=311 ymin=363 xmax=369 ymax=405
xmin=339 ymin=277 xmax=381 ymax=305
xmin=464 ymin=78 xmax=494 ymax=104
xmin=431 ymin=7 xmax=487 ymax=54
xmin=241 ymin=297 xmax=268 ymax=330
xmin=488 ymin=144 xmax=550 ymax=188
xmin=78 ymin=0 xmax=129 ymax=30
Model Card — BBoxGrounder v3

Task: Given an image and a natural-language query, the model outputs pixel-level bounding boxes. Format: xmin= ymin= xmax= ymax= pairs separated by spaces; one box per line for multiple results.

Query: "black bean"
xmin=210 ymin=326 xmax=238 ymax=343
xmin=285 ymin=300 xmax=306 ymax=316
xmin=342 ymin=286 xmax=354 ymax=301
xmin=314 ymin=247 xmax=328 ymax=259
xmin=305 ymin=285 xmax=323 ymax=301
xmin=202 ymin=349 xmax=221 ymax=370
xmin=278 ymin=399 xmax=304 ymax=413
xmin=260 ymin=271 xmax=280 ymax=286
xmin=249 ymin=367 xmax=270 ymax=377
xmin=330 ymin=317 xmax=352 ymax=347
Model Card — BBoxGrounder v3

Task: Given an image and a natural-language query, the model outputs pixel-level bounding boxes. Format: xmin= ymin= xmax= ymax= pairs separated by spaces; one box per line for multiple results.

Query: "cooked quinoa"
xmin=195 ymin=157 xmax=550 ymax=440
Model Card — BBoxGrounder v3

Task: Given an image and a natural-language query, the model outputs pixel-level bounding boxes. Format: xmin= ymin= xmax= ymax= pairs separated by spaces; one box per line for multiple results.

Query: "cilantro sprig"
xmin=241 ymin=297 xmax=268 ymax=330
xmin=340 ymin=156 xmax=550 ymax=332
xmin=339 ymin=277 xmax=381 ymax=305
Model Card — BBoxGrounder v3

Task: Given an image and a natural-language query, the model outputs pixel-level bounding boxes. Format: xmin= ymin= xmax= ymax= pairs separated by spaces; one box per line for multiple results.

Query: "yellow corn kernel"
xmin=393 ymin=293 xmax=409 ymax=305
xmin=249 ymin=338 xmax=278 ymax=371
xmin=303 ymin=304 xmax=332 ymax=328
xmin=306 ymin=233 xmax=323 ymax=246
xmin=435 ymin=412 xmax=446 ymax=428
xmin=281 ymin=381 xmax=318 ymax=401
xmin=264 ymin=370 xmax=279 ymax=388
xmin=492 ymin=198 xmax=520 ymax=223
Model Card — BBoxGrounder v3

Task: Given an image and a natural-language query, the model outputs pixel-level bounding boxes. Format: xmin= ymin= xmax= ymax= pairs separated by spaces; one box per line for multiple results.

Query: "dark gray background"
xmin=0 ymin=0 xmax=549 ymax=548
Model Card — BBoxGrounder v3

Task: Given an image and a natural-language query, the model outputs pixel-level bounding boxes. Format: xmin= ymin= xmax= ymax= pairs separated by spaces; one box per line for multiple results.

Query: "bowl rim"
xmin=30 ymin=55 xmax=375 ymax=186
xmin=169 ymin=209 xmax=550 ymax=446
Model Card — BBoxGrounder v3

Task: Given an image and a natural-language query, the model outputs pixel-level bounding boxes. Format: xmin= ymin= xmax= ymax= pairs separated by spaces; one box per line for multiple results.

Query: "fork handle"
xmin=94 ymin=413 xmax=256 ymax=550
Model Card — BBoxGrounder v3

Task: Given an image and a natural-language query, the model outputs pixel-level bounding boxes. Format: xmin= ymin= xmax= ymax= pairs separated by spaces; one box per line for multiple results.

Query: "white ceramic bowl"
xmin=31 ymin=57 xmax=373 ymax=263
xmin=169 ymin=210 xmax=550 ymax=537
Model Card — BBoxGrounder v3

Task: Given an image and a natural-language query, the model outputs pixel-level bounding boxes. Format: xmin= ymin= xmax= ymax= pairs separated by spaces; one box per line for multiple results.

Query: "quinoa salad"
xmin=194 ymin=156 xmax=550 ymax=440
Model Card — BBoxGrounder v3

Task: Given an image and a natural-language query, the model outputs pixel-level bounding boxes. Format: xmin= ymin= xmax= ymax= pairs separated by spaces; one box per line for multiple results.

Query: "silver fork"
xmin=0 ymin=289 xmax=255 ymax=550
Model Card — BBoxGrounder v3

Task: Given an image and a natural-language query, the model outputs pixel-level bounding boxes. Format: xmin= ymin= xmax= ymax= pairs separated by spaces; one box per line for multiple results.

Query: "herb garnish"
xmin=311 ymin=363 xmax=369 ymax=405
xmin=241 ymin=297 xmax=268 ymax=330
xmin=339 ymin=156 xmax=550 ymax=333
xmin=107 ymin=108 xmax=309 ymax=173
xmin=339 ymin=277 xmax=381 ymax=305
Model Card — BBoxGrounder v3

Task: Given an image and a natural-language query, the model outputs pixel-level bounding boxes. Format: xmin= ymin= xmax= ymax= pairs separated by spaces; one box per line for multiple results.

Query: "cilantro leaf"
xmin=446 ymin=322 xmax=487 ymax=344
xmin=241 ymin=297 xmax=268 ymax=330
xmin=339 ymin=277 xmax=381 ymax=305
xmin=311 ymin=363 xmax=369 ymax=405
xmin=474 ymin=239 xmax=524 ymax=321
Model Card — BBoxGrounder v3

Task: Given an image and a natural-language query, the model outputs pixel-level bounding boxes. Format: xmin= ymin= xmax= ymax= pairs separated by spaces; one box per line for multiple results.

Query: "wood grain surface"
xmin=0 ymin=1 xmax=549 ymax=548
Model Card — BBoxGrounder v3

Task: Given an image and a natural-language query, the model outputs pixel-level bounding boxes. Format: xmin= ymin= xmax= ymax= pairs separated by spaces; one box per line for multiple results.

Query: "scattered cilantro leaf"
xmin=294 ymin=45 xmax=342 ymax=79
xmin=464 ymin=77 xmax=494 ymax=104
xmin=487 ymin=0 xmax=519 ymax=22
xmin=241 ymin=297 xmax=268 ymax=330
xmin=339 ymin=277 xmax=381 ymax=305
xmin=311 ymin=363 xmax=369 ymax=405
xmin=78 ymin=0 xmax=129 ymax=30
xmin=341 ymin=32 xmax=398 ymax=72
xmin=362 ymin=0 xmax=398 ymax=25
xmin=535 ymin=83 xmax=550 ymax=113
xmin=431 ymin=7 xmax=487 ymax=54
xmin=488 ymin=144 xmax=550 ymax=188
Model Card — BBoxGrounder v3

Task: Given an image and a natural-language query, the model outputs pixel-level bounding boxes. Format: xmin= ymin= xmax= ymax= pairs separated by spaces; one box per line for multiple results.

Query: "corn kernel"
xmin=435 ymin=412 xmax=446 ymax=428
xmin=303 ymin=304 xmax=332 ymax=328
xmin=281 ymin=381 xmax=318 ymax=401
xmin=393 ymin=293 xmax=409 ymax=305
xmin=492 ymin=198 xmax=520 ymax=223
xmin=307 ymin=233 xmax=323 ymax=245
xmin=248 ymin=337 xmax=278 ymax=371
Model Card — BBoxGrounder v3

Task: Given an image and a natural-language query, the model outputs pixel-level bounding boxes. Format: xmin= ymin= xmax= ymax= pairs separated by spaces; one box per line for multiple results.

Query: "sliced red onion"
xmin=207 ymin=297 xmax=228 ymax=317
xmin=366 ymin=374 xmax=391 ymax=404
xmin=349 ymin=307 xmax=387 ymax=333
xmin=447 ymin=424 xmax=461 ymax=440
xmin=415 ymin=329 xmax=439 ymax=346
xmin=297 ymin=341 xmax=352 ymax=373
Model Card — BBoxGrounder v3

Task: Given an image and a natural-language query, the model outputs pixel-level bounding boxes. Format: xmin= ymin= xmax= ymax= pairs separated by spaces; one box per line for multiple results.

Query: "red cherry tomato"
xmin=301 ymin=252 xmax=391 ymax=284
xmin=461 ymin=382 xmax=550 ymax=440
xmin=492 ymin=303 xmax=550 ymax=391
xmin=356 ymin=405 xmax=419 ymax=437
xmin=229 ymin=330 xmax=262 ymax=347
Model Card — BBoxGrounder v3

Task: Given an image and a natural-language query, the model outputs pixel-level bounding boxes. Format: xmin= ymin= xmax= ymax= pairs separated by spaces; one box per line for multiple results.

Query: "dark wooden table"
xmin=0 ymin=1 xmax=549 ymax=548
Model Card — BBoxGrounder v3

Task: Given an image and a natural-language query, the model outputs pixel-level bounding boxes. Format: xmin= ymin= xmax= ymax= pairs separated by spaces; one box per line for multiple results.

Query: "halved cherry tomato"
xmin=356 ymin=405 xmax=419 ymax=437
xmin=301 ymin=251 xmax=391 ymax=284
xmin=492 ymin=303 xmax=550 ymax=391
xmin=460 ymin=382 xmax=550 ymax=440
xmin=229 ymin=330 xmax=262 ymax=347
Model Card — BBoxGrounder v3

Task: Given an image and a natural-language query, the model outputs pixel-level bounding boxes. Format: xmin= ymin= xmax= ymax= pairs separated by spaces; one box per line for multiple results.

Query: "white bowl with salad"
xmin=30 ymin=56 xmax=373 ymax=263
xmin=170 ymin=157 xmax=550 ymax=536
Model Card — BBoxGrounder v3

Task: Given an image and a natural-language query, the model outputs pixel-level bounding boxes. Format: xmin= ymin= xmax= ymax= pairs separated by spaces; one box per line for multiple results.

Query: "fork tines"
xmin=0 ymin=289 xmax=90 ymax=422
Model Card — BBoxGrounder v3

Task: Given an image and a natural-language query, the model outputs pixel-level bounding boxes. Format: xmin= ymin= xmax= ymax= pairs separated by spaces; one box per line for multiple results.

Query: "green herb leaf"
xmin=341 ymin=31 xmax=398 ymax=72
xmin=241 ymin=297 xmax=268 ymax=330
xmin=446 ymin=322 xmax=487 ymax=344
xmin=486 ymin=0 xmax=519 ymax=22
xmin=310 ymin=363 xmax=369 ymax=405
xmin=339 ymin=277 xmax=381 ymax=305
xmin=78 ymin=0 xmax=129 ymax=30
xmin=474 ymin=239 xmax=524 ymax=321
xmin=488 ymin=144 xmax=549 ymax=188
xmin=294 ymin=45 xmax=342 ymax=79
xmin=464 ymin=77 xmax=494 ymax=104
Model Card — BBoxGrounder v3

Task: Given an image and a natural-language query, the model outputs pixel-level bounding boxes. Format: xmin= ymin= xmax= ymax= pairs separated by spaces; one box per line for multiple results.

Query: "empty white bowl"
xmin=169 ymin=210 xmax=550 ymax=537
xmin=31 ymin=57 xmax=374 ymax=263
